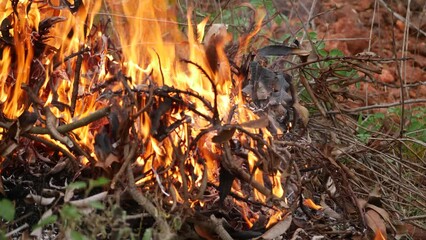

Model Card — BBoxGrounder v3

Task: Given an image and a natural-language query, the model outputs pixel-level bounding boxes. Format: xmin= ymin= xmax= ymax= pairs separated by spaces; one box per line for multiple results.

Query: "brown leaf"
xmin=239 ymin=116 xmax=269 ymax=129
xmin=368 ymin=184 xmax=382 ymax=205
xmin=212 ymin=127 xmax=236 ymax=143
xmin=48 ymin=158 xmax=70 ymax=175
xmin=95 ymin=153 xmax=119 ymax=172
xmin=320 ymin=195 xmax=342 ymax=219
xmin=261 ymin=214 xmax=292 ymax=239
xmin=293 ymin=102 xmax=309 ymax=127
xmin=204 ymin=24 xmax=230 ymax=73
xmin=365 ymin=209 xmax=387 ymax=239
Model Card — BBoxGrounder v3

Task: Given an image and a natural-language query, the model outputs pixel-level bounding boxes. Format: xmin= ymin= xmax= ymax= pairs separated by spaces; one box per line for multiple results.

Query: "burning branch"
xmin=70 ymin=46 xmax=84 ymax=116
xmin=29 ymin=106 xmax=111 ymax=135
xmin=180 ymin=59 xmax=220 ymax=124
xmin=44 ymin=107 xmax=74 ymax=148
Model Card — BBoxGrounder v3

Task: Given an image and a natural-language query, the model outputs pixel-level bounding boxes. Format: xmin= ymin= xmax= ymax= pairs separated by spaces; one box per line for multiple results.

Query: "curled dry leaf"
xmin=239 ymin=116 xmax=269 ymax=129
xmin=365 ymin=209 xmax=387 ymax=239
xmin=69 ymin=191 xmax=108 ymax=207
xmin=293 ymin=102 xmax=309 ymax=127
xmin=366 ymin=203 xmax=396 ymax=233
xmin=212 ymin=127 xmax=236 ymax=143
xmin=320 ymin=195 xmax=342 ymax=220
xmin=27 ymin=193 xmax=55 ymax=205
xmin=95 ymin=153 xmax=119 ymax=172
xmin=260 ymin=214 xmax=292 ymax=239
xmin=30 ymin=209 xmax=52 ymax=238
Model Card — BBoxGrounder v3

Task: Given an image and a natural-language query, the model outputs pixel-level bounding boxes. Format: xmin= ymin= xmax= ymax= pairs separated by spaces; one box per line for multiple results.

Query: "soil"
xmin=315 ymin=0 xmax=426 ymax=103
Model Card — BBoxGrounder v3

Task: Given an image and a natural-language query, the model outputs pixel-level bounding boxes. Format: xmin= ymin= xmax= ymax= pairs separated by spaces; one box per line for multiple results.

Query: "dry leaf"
xmin=48 ymin=158 xmax=69 ymax=175
xmin=69 ymin=191 xmax=108 ymax=207
xmin=27 ymin=193 xmax=55 ymax=205
xmin=95 ymin=153 xmax=119 ymax=172
xmin=240 ymin=116 xmax=269 ymax=129
xmin=303 ymin=198 xmax=322 ymax=210
xmin=320 ymin=195 xmax=342 ymax=219
xmin=203 ymin=24 xmax=228 ymax=46
xmin=30 ymin=209 xmax=53 ymax=238
xmin=365 ymin=209 xmax=387 ymax=239
xmin=204 ymin=24 xmax=231 ymax=73
xmin=212 ymin=127 xmax=236 ymax=143
xmin=368 ymin=184 xmax=382 ymax=205
xmin=293 ymin=102 xmax=309 ymax=127
xmin=261 ymin=214 xmax=292 ymax=239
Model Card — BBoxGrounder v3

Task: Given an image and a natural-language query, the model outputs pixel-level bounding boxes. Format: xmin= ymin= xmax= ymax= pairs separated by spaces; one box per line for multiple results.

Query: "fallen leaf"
xmin=240 ymin=116 xmax=269 ymax=129
xmin=365 ymin=209 xmax=387 ymax=239
xmin=95 ymin=153 xmax=119 ymax=172
xmin=368 ymin=184 xmax=382 ymax=205
xmin=320 ymin=195 xmax=342 ymax=219
xmin=261 ymin=214 xmax=292 ymax=239
xmin=293 ymin=102 xmax=309 ymax=127
xmin=212 ymin=127 xmax=236 ymax=143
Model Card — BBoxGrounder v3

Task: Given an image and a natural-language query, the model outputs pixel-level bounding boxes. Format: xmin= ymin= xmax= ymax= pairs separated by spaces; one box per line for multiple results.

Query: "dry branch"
xmin=29 ymin=106 xmax=111 ymax=134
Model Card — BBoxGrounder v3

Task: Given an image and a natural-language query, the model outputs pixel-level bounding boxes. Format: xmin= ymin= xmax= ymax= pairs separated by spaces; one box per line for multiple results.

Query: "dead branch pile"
xmin=0 ymin=1 xmax=424 ymax=239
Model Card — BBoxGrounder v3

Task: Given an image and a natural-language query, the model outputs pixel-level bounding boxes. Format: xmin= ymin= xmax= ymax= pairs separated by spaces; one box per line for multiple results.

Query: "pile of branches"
xmin=1 ymin=1 xmax=424 ymax=239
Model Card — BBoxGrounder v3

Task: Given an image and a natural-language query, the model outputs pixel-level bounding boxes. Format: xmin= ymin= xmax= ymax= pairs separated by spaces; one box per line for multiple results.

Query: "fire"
xmin=0 ymin=0 xmax=286 ymax=228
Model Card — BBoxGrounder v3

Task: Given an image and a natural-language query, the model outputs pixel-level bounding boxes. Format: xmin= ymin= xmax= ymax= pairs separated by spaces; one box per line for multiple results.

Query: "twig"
xmin=111 ymin=141 xmax=137 ymax=189
xmin=326 ymin=99 xmax=426 ymax=114
xmin=22 ymin=133 xmax=76 ymax=161
xmin=29 ymin=106 xmax=111 ymax=134
xmin=300 ymin=70 xmax=327 ymax=117
xmin=127 ymin=164 xmax=174 ymax=240
xmin=5 ymin=223 xmax=29 ymax=238
xmin=222 ymin=142 xmax=284 ymax=202
xmin=210 ymin=215 xmax=233 ymax=240
xmin=70 ymin=48 xmax=84 ymax=116
xmin=132 ymin=82 xmax=155 ymax=120
xmin=53 ymin=47 xmax=90 ymax=69
xmin=181 ymin=59 xmax=219 ymax=124
xmin=379 ymin=0 xmax=426 ymax=37
xmin=44 ymin=107 xmax=74 ymax=148
xmin=66 ymin=133 xmax=96 ymax=165
xmin=280 ymin=56 xmax=410 ymax=73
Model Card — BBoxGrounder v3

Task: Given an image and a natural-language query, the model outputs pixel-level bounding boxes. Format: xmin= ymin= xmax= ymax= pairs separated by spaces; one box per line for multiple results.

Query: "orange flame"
xmin=0 ymin=0 xmax=286 ymax=213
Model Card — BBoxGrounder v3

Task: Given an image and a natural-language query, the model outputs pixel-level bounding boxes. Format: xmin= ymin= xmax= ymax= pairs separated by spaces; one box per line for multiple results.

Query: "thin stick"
xmin=29 ymin=106 xmax=111 ymax=135
xmin=181 ymin=59 xmax=219 ymax=124
xmin=5 ymin=223 xmax=29 ymax=238
xmin=210 ymin=215 xmax=233 ymax=240
xmin=111 ymin=141 xmax=137 ymax=189
xmin=23 ymin=133 xmax=76 ymax=161
xmin=70 ymin=48 xmax=84 ymax=116
xmin=326 ymin=98 xmax=426 ymax=114
xmin=127 ymin=165 xmax=174 ymax=240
